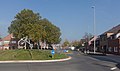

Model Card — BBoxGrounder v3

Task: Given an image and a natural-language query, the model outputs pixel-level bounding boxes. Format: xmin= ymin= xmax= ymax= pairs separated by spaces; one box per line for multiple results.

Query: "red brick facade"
xmin=0 ymin=34 xmax=18 ymax=50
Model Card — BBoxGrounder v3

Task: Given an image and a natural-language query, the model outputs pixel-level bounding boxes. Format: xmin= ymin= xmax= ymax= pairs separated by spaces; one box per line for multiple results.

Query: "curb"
xmin=0 ymin=56 xmax=72 ymax=63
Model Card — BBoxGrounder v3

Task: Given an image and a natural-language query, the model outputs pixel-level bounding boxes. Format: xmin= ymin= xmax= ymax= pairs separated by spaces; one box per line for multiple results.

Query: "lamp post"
xmin=92 ymin=6 xmax=96 ymax=54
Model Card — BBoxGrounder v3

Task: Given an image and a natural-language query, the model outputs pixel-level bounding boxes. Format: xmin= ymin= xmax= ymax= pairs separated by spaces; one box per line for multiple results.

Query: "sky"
xmin=0 ymin=0 xmax=120 ymax=42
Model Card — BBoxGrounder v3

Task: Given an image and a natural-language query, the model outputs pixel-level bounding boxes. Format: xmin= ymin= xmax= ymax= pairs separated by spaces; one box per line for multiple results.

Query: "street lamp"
xmin=92 ymin=6 xmax=96 ymax=54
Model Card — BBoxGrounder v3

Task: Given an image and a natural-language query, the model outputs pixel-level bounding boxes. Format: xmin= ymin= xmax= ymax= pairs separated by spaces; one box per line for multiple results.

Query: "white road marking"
xmin=110 ymin=67 xmax=117 ymax=70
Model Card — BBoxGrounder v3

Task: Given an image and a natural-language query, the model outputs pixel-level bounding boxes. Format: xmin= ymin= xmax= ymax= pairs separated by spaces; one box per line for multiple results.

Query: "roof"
xmin=2 ymin=34 xmax=13 ymax=41
xmin=88 ymin=36 xmax=98 ymax=45
xmin=103 ymin=24 xmax=120 ymax=34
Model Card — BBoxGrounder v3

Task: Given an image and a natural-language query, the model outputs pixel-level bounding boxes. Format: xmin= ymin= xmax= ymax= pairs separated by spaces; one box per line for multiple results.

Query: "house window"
xmin=114 ymin=47 xmax=118 ymax=52
xmin=4 ymin=41 xmax=10 ymax=44
xmin=11 ymin=41 xmax=16 ymax=44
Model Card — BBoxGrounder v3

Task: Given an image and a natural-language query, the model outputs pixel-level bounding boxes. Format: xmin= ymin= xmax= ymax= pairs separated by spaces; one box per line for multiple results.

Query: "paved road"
xmin=0 ymin=51 xmax=119 ymax=71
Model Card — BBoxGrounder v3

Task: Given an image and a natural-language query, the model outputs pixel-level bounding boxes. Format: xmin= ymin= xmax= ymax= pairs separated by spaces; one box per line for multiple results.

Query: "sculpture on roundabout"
xmin=18 ymin=36 xmax=33 ymax=49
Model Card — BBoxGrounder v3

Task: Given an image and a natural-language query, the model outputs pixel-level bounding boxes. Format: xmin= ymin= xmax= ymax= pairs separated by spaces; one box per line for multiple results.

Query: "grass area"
xmin=0 ymin=49 xmax=68 ymax=61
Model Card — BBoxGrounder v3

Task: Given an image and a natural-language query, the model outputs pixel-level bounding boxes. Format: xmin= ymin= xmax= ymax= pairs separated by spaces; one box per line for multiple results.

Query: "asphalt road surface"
xmin=0 ymin=51 xmax=119 ymax=71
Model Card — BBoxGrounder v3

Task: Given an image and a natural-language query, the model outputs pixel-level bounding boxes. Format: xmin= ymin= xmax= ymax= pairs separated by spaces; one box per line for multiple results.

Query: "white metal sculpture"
xmin=18 ymin=36 xmax=33 ymax=49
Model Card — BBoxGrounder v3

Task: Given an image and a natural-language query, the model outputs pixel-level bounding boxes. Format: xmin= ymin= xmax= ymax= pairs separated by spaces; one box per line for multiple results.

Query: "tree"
xmin=62 ymin=40 xmax=70 ymax=48
xmin=83 ymin=32 xmax=93 ymax=43
xmin=71 ymin=40 xmax=81 ymax=48
xmin=40 ymin=19 xmax=61 ymax=44
xmin=8 ymin=9 xmax=41 ymax=40
xmin=82 ymin=32 xmax=93 ymax=51
xmin=8 ymin=9 xmax=61 ymax=48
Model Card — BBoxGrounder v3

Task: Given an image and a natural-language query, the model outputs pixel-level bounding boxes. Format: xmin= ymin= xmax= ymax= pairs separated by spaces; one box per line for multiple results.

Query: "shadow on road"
xmin=87 ymin=53 xmax=107 ymax=56
xmin=87 ymin=54 xmax=116 ymax=63
xmin=87 ymin=53 xmax=120 ymax=70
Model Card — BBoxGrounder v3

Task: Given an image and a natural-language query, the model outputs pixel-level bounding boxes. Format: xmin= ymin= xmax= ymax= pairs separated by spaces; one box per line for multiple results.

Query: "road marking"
xmin=110 ymin=67 xmax=117 ymax=70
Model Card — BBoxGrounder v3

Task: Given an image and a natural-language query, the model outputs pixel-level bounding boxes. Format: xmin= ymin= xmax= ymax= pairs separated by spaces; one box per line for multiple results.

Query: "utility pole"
xmin=92 ymin=6 xmax=96 ymax=54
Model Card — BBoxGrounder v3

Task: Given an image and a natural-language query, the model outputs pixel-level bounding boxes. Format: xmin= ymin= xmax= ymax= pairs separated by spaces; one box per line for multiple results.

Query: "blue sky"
xmin=0 ymin=0 xmax=120 ymax=42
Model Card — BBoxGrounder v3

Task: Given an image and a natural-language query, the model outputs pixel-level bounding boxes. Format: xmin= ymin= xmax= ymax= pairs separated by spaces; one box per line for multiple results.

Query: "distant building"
xmin=0 ymin=38 xmax=3 ymax=49
xmin=88 ymin=36 xmax=100 ymax=51
xmin=80 ymin=39 xmax=86 ymax=47
xmin=0 ymin=34 xmax=18 ymax=50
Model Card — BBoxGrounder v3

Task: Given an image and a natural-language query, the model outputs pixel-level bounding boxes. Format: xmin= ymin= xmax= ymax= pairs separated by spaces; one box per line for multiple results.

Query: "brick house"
xmin=0 ymin=39 xmax=3 ymax=49
xmin=99 ymin=24 xmax=120 ymax=54
xmin=1 ymin=34 xmax=18 ymax=50
xmin=88 ymin=36 xmax=99 ymax=51
xmin=99 ymin=33 xmax=114 ymax=53
xmin=108 ymin=31 xmax=120 ymax=54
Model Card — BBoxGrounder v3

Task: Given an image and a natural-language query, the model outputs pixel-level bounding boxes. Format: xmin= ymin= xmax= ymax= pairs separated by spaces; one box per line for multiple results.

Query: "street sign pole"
xmin=51 ymin=50 xmax=55 ymax=58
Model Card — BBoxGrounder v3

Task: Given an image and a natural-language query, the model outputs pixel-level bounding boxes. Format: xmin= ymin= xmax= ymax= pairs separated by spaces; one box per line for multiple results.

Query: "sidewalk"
xmin=80 ymin=51 xmax=106 ymax=56
xmin=87 ymin=52 xmax=106 ymax=55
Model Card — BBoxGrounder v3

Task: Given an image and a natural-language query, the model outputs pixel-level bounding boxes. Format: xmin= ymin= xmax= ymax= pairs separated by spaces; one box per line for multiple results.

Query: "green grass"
xmin=0 ymin=49 xmax=68 ymax=61
xmin=52 ymin=53 xmax=68 ymax=59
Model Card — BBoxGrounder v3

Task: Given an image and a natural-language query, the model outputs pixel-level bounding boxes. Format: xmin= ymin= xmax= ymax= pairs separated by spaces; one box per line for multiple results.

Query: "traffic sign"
xmin=51 ymin=50 xmax=55 ymax=58
xmin=51 ymin=50 xmax=55 ymax=55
